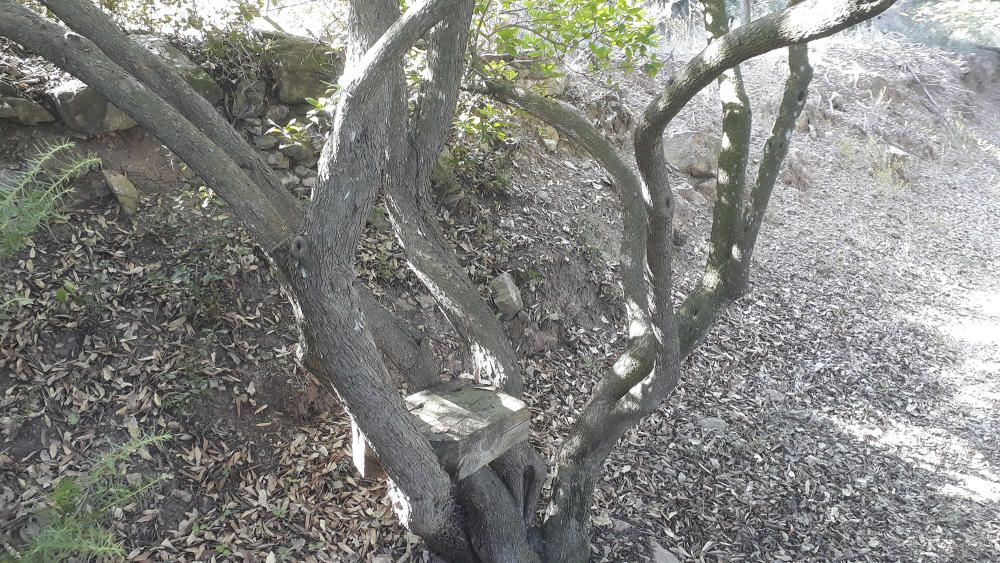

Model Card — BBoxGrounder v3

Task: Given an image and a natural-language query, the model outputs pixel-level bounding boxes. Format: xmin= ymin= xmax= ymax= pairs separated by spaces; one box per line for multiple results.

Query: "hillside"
xmin=2 ymin=16 xmax=1000 ymax=563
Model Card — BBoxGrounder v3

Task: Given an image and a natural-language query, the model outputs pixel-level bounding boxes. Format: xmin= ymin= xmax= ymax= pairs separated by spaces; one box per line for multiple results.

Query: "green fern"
xmin=0 ymin=140 xmax=101 ymax=257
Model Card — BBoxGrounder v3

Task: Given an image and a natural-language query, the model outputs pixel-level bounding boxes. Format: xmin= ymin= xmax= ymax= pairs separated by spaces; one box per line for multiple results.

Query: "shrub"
xmin=0 ymin=141 xmax=100 ymax=257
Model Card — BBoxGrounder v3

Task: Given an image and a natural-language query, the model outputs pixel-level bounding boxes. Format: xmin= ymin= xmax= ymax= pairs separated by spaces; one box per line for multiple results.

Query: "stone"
xmin=132 ymin=35 xmax=223 ymax=104
xmin=280 ymin=142 xmax=317 ymax=166
xmin=963 ymin=49 xmax=1000 ymax=93
xmin=490 ymin=272 xmax=524 ymax=320
xmin=253 ymin=135 xmax=278 ymax=150
xmin=612 ymin=518 xmax=633 ymax=533
xmin=0 ymin=97 xmax=55 ymax=125
xmin=265 ymin=104 xmax=290 ymax=124
xmin=231 ymin=79 xmax=266 ymax=118
xmin=678 ymin=186 xmax=708 ymax=207
xmin=394 ymin=296 xmax=416 ymax=312
xmin=689 ymin=158 xmax=716 ymax=178
xmin=241 ymin=119 xmax=263 ymax=136
xmin=431 ymin=147 xmax=464 ymax=209
xmin=416 ymin=294 xmax=436 ymax=310
xmin=539 ymin=125 xmax=559 ymax=152
xmin=697 ymin=178 xmax=718 ymax=201
xmin=267 ymin=151 xmax=290 ymax=169
xmin=301 ymin=176 xmax=317 ymax=188
xmin=49 ymin=79 xmax=136 ymax=135
xmin=262 ymin=31 xmax=344 ymax=104
xmin=651 ymin=542 xmax=682 ymax=563
xmin=102 ymin=170 xmax=140 ymax=215
xmin=662 ymin=131 xmax=721 ymax=178
xmin=795 ymin=112 xmax=811 ymax=133
xmin=277 ymin=170 xmax=299 ymax=188
xmin=696 ymin=416 xmax=729 ymax=432
xmin=293 ymin=165 xmax=314 ymax=177
xmin=672 ymin=228 xmax=687 ymax=247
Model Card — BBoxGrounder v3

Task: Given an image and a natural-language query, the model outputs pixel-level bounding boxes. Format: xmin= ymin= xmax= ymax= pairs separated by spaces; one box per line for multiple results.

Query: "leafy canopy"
xmin=471 ymin=0 xmax=662 ymax=79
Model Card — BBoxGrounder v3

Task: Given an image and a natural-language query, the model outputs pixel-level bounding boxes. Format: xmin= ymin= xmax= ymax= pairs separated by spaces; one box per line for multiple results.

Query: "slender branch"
xmin=634 ymin=0 xmax=896 ymax=152
xmin=386 ymin=0 xmax=526 ymax=395
xmin=480 ymin=76 xmax=652 ymax=339
xmin=702 ymin=0 xmax=752 ymax=293
xmin=410 ymin=0 xmax=476 ymax=202
xmin=0 ymin=2 xmax=294 ymax=253
xmin=742 ymin=10 xmax=813 ymax=259
xmin=37 ymin=0 xmax=300 ymax=232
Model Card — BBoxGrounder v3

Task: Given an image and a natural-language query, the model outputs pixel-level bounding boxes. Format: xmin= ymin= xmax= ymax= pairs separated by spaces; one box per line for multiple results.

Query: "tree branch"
xmin=37 ymin=0 xmax=300 ymax=233
xmin=741 ymin=18 xmax=813 ymax=259
xmin=701 ymin=0 xmax=753 ymax=294
xmin=0 ymin=2 xmax=295 ymax=253
xmin=385 ymin=1 xmax=527 ymax=395
xmin=480 ymin=77 xmax=653 ymax=340
xmin=634 ymin=0 xmax=896 ymax=152
xmin=288 ymin=1 xmax=474 ymax=558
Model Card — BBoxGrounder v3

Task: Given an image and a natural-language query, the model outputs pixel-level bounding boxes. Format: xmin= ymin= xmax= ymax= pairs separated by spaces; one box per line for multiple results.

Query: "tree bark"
xmin=387 ymin=0 xmax=525 ymax=396
xmin=284 ymin=2 xmax=477 ymax=558
xmin=0 ymin=0 xmax=890 ymax=560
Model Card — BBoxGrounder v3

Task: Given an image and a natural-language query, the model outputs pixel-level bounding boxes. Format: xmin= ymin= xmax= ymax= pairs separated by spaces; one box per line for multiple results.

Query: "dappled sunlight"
xmin=827 ymin=415 xmax=1000 ymax=502
xmin=903 ymin=288 xmax=1000 ymax=415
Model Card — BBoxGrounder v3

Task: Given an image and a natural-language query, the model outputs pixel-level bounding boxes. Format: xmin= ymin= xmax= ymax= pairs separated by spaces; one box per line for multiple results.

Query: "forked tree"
xmin=0 ymin=0 xmax=895 ymax=561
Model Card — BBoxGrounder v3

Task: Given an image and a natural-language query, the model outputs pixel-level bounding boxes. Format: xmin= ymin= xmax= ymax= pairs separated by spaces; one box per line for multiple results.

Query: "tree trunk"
xmin=0 ymin=0 xmax=893 ymax=560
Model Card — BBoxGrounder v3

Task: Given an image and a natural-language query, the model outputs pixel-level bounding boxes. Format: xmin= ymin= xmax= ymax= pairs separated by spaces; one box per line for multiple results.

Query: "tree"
xmin=0 ymin=0 xmax=896 ymax=561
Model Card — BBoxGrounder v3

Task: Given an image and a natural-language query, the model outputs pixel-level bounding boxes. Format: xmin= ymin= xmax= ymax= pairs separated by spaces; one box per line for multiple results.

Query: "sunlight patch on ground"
xmin=903 ymin=288 xmax=1000 ymax=414
xmin=828 ymin=416 xmax=1000 ymax=503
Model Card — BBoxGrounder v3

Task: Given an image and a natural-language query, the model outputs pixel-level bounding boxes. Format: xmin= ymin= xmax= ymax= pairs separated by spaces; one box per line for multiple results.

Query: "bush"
xmin=0 ymin=141 xmax=100 ymax=257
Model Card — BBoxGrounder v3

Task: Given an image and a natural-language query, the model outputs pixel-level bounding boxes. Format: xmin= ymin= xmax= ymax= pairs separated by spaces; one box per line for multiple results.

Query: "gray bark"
xmin=387 ymin=0 xmax=524 ymax=396
xmin=0 ymin=0 xmax=891 ymax=561
xmin=485 ymin=1 xmax=895 ymax=560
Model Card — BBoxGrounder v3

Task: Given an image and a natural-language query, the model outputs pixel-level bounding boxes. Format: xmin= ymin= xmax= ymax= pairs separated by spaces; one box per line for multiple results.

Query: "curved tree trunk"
xmin=0 ymin=0 xmax=892 ymax=561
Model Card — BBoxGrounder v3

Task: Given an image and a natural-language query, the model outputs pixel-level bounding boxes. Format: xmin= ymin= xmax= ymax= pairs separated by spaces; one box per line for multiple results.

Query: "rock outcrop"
xmin=261 ymin=31 xmax=344 ymax=105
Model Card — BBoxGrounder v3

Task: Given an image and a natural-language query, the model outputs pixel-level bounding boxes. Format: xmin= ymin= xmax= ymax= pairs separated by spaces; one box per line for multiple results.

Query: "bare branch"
xmin=410 ymin=0 xmax=476 ymax=192
xmin=635 ymin=0 xmax=896 ymax=151
xmin=37 ymin=0 xmax=299 ymax=231
xmin=0 ymin=2 xmax=295 ymax=253
xmin=384 ymin=1 xmax=526 ymax=394
xmin=701 ymin=0 xmax=753 ymax=294
xmin=481 ymin=77 xmax=652 ymax=338
xmin=742 ymin=25 xmax=813 ymax=258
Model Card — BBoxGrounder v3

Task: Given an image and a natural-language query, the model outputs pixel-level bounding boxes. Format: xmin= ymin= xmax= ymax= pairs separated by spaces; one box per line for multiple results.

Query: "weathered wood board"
xmin=351 ymin=379 xmax=530 ymax=481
